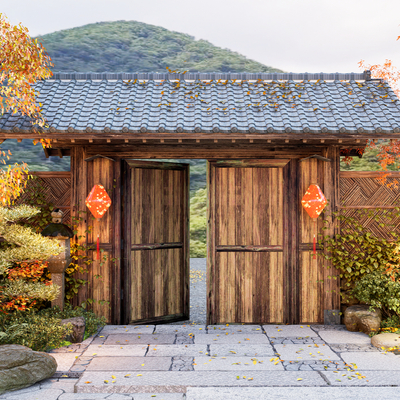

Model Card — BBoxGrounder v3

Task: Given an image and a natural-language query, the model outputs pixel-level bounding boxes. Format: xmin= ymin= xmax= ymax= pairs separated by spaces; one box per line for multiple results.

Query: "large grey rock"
xmin=61 ymin=316 xmax=86 ymax=343
xmin=0 ymin=344 xmax=57 ymax=395
xmin=344 ymin=305 xmax=381 ymax=334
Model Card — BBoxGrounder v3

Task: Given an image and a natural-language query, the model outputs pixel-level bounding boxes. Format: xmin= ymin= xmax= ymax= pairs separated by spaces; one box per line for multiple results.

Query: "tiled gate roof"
xmin=1 ymin=72 xmax=399 ymax=135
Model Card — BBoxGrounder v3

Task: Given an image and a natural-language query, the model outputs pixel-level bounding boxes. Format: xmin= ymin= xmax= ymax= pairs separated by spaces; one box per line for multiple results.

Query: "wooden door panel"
xmin=214 ymin=251 xmax=284 ymax=324
xmin=215 ymin=167 xmax=283 ymax=247
xmin=124 ymin=160 xmax=189 ymax=325
xmin=208 ymin=161 xmax=286 ymax=324
xmin=130 ymin=248 xmax=183 ymax=321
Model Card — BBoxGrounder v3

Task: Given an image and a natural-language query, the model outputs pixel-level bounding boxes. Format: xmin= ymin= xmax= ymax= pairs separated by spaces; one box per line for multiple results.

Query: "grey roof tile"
xmin=1 ymin=73 xmax=400 ymax=134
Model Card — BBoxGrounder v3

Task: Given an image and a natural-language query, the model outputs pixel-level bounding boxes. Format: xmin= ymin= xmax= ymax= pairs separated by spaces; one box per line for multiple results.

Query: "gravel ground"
xmin=170 ymin=258 xmax=206 ymax=325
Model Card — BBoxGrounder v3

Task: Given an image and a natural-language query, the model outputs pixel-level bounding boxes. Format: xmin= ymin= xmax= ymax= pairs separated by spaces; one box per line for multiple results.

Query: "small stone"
xmin=0 ymin=344 xmax=57 ymax=395
xmin=371 ymin=332 xmax=400 ymax=349
xmin=344 ymin=305 xmax=381 ymax=335
xmin=61 ymin=317 xmax=86 ymax=343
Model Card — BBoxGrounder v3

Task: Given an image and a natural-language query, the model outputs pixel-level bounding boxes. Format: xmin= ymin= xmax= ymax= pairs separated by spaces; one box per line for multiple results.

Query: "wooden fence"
xmin=339 ymin=171 xmax=400 ymax=239
xmin=15 ymin=172 xmax=71 ymax=228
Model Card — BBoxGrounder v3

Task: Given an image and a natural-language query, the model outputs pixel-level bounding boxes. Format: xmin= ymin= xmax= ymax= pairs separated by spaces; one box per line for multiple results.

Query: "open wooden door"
xmin=207 ymin=159 xmax=294 ymax=324
xmin=123 ymin=160 xmax=190 ymax=324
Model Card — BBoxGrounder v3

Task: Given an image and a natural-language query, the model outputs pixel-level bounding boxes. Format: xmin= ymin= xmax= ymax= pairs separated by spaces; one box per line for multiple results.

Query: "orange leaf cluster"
xmin=0 ymin=13 xmax=53 ymax=147
xmin=7 ymin=260 xmax=48 ymax=282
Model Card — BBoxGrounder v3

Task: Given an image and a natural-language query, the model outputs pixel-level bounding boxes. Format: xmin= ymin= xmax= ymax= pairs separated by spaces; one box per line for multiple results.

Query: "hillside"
xmin=34 ymin=20 xmax=283 ymax=73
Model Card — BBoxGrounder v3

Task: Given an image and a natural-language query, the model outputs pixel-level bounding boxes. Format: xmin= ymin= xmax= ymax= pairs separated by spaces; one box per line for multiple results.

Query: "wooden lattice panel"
xmin=339 ymin=172 xmax=400 ymax=240
xmin=15 ymin=172 xmax=71 ymax=228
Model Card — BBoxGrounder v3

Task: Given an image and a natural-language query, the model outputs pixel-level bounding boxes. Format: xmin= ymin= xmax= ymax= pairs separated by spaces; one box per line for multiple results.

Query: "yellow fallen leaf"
xmin=99 ymin=335 xmax=104 ymax=338
xmin=141 ymin=364 xmax=145 ymax=366
xmin=125 ymin=374 xmax=131 ymax=377
xmin=248 ymin=377 xmax=253 ymax=380
xmin=111 ymin=375 xmax=116 ymax=379
xmin=137 ymin=374 xmax=142 ymax=376
xmin=297 ymin=378 xmax=303 ymax=381
xmin=104 ymin=380 xmax=109 ymax=383
xmin=253 ymin=360 xmax=257 ymax=365
xmin=274 ymin=361 xmax=279 ymax=365
xmin=85 ymin=381 xmax=91 ymax=384
xmin=61 ymin=375 xmax=68 ymax=377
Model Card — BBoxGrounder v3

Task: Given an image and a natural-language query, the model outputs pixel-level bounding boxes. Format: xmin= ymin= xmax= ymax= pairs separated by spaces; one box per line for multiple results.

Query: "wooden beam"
xmin=356 ymin=139 xmax=360 ymax=143
xmin=267 ymin=139 xmax=271 ymax=143
xmin=178 ymin=139 xmax=182 ymax=143
xmin=57 ymin=149 xmax=63 ymax=159
xmin=338 ymin=139 xmax=342 ymax=143
xmin=231 ymin=139 xmax=236 ymax=143
xmin=89 ymin=139 xmax=93 ymax=143
xmin=302 ymin=139 xmax=307 ymax=143
xmin=142 ymin=139 xmax=146 ymax=143
xmin=214 ymin=139 xmax=218 ymax=143
xmin=125 ymin=139 xmax=129 ymax=143
xmin=285 ymin=139 xmax=289 ymax=143
xmin=320 ymin=139 xmax=325 ymax=143
xmin=249 ymin=139 xmax=253 ymax=143
xmin=107 ymin=139 xmax=111 ymax=143
xmin=160 ymin=139 xmax=164 ymax=143
xmin=196 ymin=139 xmax=200 ymax=143
xmin=71 ymin=139 xmax=75 ymax=143
xmin=43 ymin=147 xmax=50 ymax=158
xmin=17 ymin=139 xmax=22 ymax=143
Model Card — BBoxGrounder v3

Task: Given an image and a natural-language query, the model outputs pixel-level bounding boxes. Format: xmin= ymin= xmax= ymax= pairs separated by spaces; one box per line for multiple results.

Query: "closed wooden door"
xmin=123 ymin=160 xmax=190 ymax=324
xmin=207 ymin=159 xmax=291 ymax=324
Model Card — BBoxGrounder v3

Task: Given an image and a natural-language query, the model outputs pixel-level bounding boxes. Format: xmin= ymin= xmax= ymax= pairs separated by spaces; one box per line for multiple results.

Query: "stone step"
xmin=75 ymin=370 xmax=325 ymax=393
xmin=186 ymin=386 xmax=400 ymax=400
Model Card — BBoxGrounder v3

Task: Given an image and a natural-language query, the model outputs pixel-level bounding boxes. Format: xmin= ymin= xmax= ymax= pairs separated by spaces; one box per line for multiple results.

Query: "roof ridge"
xmin=48 ymin=71 xmax=371 ymax=81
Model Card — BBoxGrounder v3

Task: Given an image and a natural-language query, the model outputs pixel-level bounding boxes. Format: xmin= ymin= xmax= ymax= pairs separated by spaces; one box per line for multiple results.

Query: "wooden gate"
xmin=122 ymin=160 xmax=190 ymax=324
xmin=207 ymin=159 xmax=294 ymax=324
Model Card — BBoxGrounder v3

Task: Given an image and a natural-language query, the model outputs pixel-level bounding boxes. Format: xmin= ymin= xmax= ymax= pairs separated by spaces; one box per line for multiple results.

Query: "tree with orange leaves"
xmin=358 ymin=35 xmax=400 ymax=171
xmin=0 ymin=13 xmax=53 ymax=132
xmin=0 ymin=13 xmax=54 ymax=205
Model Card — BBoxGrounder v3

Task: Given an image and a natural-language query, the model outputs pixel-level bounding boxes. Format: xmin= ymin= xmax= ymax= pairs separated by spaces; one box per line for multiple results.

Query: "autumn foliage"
xmin=0 ymin=13 xmax=53 ymax=146
xmin=358 ymin=34 xmax=400 ymax=173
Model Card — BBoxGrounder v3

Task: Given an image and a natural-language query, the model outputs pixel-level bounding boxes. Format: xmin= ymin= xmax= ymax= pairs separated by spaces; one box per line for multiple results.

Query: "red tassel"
xmin=97 ymin=234 xmax=100 ymax=260
xmin=313 ymin=234 xmax=316 ymax=259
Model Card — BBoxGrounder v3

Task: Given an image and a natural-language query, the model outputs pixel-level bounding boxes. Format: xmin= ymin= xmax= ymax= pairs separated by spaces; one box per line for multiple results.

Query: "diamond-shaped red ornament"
xmin=85 ymin=184 xmax=111 ymax=219
xmin=301 ymin=184 xmax=327 ymax=219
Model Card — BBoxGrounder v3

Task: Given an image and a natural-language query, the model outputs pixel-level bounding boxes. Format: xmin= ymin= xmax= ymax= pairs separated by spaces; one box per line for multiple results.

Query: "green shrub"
xmin=190 ymin=188 xmax=207 ymax=258
xmin=352 ymin=271 xmax=400 ymax=319
xmin=0 ymin=304 xmax=106 ymax=351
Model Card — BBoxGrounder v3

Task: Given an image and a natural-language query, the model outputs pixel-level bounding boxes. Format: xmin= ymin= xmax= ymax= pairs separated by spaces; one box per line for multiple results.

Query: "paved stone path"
xmin=1 ymin=259 xmax=400 ymax=399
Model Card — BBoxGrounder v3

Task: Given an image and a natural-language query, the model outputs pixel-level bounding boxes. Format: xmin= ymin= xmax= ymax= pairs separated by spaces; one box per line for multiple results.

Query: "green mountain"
xmin=34 ymin=20 xmax=283 ymax=73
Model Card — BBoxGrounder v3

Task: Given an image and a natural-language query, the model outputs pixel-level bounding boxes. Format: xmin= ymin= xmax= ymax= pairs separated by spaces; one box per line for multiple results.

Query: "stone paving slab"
xmin=104 ymin=334 xmax=176 ymax=345
xmin=207 ymin=325 xmax=263 ymax=334
xmin=274 ymin=344 xmax=340 ymax=361
xmin=322 ymin=369 xmax=400 ymax=385
xmin=82 ymin=345 xmax=148 ymax=357
xmin=0 ymin=389 xmax=64 ymax=400
xmin=208 ymin=344 xmax=274 ymax=357
xmin=193 ymin=356 xmax=284 ymax=371
xmin=60 ymin=394 xmax=184 ymax=400
xmin=86 ymin=357 xmax=172 ymax=371
xmin=341 ymin=351 xmax=400 ymax=370
xmin=186 ymin=386 xmax=400 ymax=399
xmin=154 ymin=325 xmax=207 ymax=334
xmin=100 ymin=325 xmax=155 ymax=335
xmin=318 ymin=330 xmax=371 ymax=345
xmin=195 ymin=334 xmax=269 ymax=344
xmin=75 ymin=371 xmax=326 ymax=392
xmin=146 ymin=344 xmax=208 ymax=357
xmin=263 ymin=325 xmax=315 ymax=338
xmin=50 ymin=352 xmax=81 ymax=371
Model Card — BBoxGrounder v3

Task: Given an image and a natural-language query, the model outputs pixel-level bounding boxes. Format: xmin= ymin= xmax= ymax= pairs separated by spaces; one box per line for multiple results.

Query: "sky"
xmin=1 ymin=0 xmax=400 ymax=73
